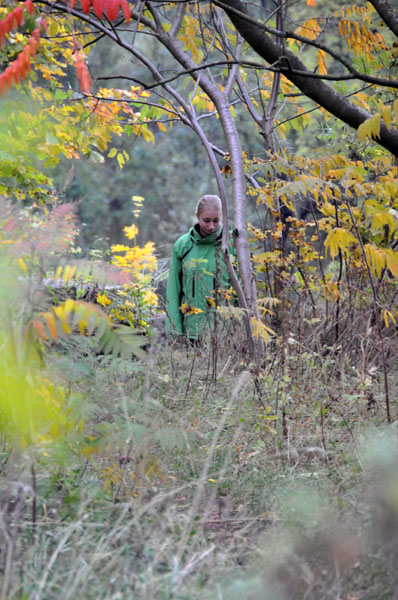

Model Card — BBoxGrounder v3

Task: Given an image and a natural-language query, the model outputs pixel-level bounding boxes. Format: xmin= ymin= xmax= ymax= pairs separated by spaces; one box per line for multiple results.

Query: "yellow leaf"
xmin=48 ymin=20 xmax=59 ymax=36
xmin=381 ymin=104 xmax=391 ymax=129
xmin=117 ymin=153 xmax=125 ymax=168
xmin=53 ymin=305 xmax=65 ymax=321
xmin=63 ymin=265 xmax=76 ymax=284
xmin=296 ymin=18 xmax=321 ymax=40
xmin=364 ymin=243 xmax=385 ymax=278
xmin=324 ymin=228 xmax=358 ymax=259
xmin=97 ymin=293 xmax=112 ymax=307
xmin=157 ymin=121 xmax=167 ymax=132
xmin=357 ymin=119 xmax=371 ymax=141
xmin=318 ymin=49 xmax=327 ymax=75
xmin=250 ymin=317 xmax=275 ymax=343
xmin=59 ymin=318 xmax=71 ymax=335
xmin=141 ymin=126 xmax=155 ymax=144
xmin=323 ymin=281 xmax=342 ymax=302
xmin=383 ymin=309 xmax=396 ymax=329
xmin=64 ymin=298 xmax=76 ymax=316
xmin=370 ymin=113 xmax=381 ymax=138
xmin=17 ymin=258 xmax=27 ymax=273
xmin=385 ymin=249 xmax=398 ymax=277
xmin=180 ymin=303 xmax=203 ymax=315
xmin=393 ymin=99 xmax=398 ymax=122
xmin=123 ymin=224 xmax=139 ymax=239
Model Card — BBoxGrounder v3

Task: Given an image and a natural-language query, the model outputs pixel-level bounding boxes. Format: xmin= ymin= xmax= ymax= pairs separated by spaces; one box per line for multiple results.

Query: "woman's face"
xmin=197 ymin=208 xmax=221 ymax=237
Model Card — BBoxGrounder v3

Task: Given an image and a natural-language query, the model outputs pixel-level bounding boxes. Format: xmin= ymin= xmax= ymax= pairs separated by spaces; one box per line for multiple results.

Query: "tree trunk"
xmin=157 ymin=26 xmax=258 ymax=314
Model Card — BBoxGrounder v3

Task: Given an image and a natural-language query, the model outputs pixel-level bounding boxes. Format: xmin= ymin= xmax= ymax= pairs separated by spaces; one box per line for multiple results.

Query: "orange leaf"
xmin=44 ymin=312 xmax=58 ymax=341
xmin=32 ymin=320 xmax=48 ymax=341
xmin=75 ymin=52 xmax=92 ymax=93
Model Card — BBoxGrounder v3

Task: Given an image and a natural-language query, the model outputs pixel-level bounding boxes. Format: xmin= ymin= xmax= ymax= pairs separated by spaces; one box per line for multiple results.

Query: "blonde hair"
xmin=195 ymin=194 xmax=222 ymax=217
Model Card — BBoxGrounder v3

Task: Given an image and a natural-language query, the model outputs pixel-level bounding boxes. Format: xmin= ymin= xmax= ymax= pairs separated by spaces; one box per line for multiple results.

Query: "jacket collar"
xmin=190 ymin=224 xmax=222 ymax=245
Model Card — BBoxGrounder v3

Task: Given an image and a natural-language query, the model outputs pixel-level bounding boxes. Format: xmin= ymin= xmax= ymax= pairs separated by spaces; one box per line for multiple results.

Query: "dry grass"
xmin=1 ymin=331 xmax=398 ymax=600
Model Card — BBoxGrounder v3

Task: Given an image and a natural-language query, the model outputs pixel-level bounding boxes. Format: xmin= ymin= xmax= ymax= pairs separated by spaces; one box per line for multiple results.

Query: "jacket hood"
xmin=190 ymin=224 xmax=222 ymax=245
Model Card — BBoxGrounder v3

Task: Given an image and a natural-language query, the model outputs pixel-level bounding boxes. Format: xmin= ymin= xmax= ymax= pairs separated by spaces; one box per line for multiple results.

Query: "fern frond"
xmin=27 ymin=299 xmax=147 ymax=359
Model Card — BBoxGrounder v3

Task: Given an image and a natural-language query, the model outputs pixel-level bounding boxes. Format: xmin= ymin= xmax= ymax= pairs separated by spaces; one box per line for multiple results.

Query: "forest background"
xmin=1 ymin=0 xmax=398 ymax=598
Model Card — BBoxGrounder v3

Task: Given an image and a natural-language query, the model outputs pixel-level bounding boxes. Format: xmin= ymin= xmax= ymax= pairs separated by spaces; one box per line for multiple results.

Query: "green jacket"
xmin=165 ymin=225 xmax=233 ymax=339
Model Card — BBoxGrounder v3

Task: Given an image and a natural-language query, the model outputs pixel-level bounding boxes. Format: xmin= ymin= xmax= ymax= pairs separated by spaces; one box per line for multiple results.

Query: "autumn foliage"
xmin=69 ymin=0 xmax=131 ymax=22
xmin=0 ymin=1 xmax=41 ymax=95
xmin=0 ymin=0 xmax=132 ymax=95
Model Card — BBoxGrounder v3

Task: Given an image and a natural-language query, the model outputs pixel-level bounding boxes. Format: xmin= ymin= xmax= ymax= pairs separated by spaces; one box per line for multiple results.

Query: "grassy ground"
xmin=1 ymin=332 xmax=398 ymax=600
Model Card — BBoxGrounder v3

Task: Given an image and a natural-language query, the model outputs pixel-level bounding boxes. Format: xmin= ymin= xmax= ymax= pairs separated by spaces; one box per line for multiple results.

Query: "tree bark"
xmin=368 ymin=0 xmax=398 ymax=38
xmin=154 ymin=22 xmax=257 ymax=313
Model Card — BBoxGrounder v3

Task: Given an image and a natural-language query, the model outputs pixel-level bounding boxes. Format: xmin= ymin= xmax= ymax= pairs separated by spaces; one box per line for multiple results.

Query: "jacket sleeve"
xmin=165 ymin=244 xmax=184 ymax=336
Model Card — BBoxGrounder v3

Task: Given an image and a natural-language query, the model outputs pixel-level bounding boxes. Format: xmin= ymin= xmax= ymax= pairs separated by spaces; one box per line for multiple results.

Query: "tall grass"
xmin=1 ymin=332 xmax=398 ymax=599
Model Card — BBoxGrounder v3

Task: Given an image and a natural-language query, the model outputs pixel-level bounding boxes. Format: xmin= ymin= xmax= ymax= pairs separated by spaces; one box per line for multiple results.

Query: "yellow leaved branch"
xmin=250 ymin=317 xmax=275 ymax=344
xmin=324 ymin=228 xmax=358 ymax=259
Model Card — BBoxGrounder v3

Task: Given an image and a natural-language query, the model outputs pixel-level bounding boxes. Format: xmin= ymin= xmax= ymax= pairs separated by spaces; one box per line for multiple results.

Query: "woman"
xmin=165 ymin=195 xmax=233 ymax=341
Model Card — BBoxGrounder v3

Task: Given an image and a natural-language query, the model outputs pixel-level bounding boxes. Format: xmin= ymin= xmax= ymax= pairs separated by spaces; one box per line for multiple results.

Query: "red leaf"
xmin=92 ymin=0 xmax=105 ymax=18
xmin=80 ymin=0 xmax=91 ymax=14
xmin=40 ymin=17 xmax=48 ymax=33
xmin=75 ymin=52 xmax=91 ymax=93
xmin=4 ymin=14 xmax=14 ymax=34
xmin=105 ymin=0 xmax=119 ymax=21
xmin=18 ymin=47 xmax=30 ymax=80
xmin=3 ymin=67 xmax=12 ymax=91
xmin=25 ymin=0 xmax=35 ymax=16
xmin=120 ymin=0 xmax=130 ymax=22
xmin=29 ymin=36 xmax=37 ymax=57
xmin=14 ymin=6 xmax=24 ymax=27
xmin=32 ymin=28 xmax=40 ymax=43
xmin=0 ymin=21 xmax=5 ymax=47
xmin=11 ymin=61 xmax=20 ymax=85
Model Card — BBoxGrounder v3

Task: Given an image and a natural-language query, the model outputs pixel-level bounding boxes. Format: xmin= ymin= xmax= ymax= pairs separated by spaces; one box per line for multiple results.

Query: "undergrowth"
xmin=1 ymin=333 xmax=398 ymax=600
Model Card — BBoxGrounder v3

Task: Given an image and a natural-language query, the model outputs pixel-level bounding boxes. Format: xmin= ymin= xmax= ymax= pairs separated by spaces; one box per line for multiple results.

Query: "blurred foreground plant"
xmin=0 ymin=265 xmax=72 ymax=449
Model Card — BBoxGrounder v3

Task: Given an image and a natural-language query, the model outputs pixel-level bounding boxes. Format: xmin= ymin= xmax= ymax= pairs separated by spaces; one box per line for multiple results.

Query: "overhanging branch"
xmin=213 ymin=0 xmax=398 ymax=156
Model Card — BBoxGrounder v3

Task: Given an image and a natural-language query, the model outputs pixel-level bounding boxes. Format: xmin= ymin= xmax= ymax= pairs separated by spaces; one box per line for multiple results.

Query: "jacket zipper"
xmin=192 ymin=272 xmax=195 ymax=298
